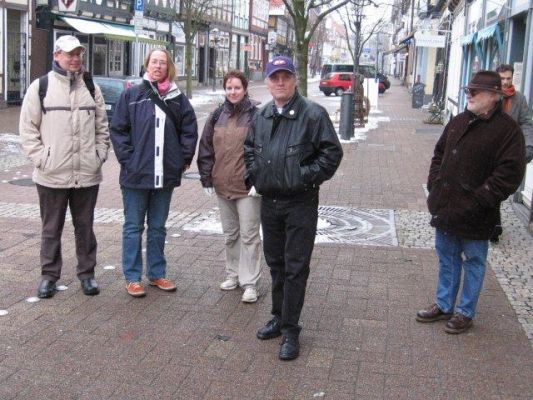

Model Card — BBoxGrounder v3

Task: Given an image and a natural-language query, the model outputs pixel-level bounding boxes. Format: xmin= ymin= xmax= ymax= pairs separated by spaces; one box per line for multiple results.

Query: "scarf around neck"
xmin=502 ymin=85 xmax=516 ymax=113
xmin=143 ymin=72 xmax=171 ymax=96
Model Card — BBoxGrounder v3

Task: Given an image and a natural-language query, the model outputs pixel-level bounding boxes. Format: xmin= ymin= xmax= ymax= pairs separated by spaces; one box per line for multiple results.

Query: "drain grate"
xmin=415 ymin=127 xmax=443 ymax=135
xmin=9 ymin=179 xmax=35 ymax=187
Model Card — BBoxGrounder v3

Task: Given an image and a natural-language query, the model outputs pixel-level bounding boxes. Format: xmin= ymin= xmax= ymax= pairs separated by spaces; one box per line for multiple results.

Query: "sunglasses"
xmin=463 ymin=88 xmax=480 ymax=97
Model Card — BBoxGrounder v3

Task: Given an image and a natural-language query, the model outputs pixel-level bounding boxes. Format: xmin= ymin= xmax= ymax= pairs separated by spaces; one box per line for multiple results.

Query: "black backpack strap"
xmin=143 ymin=80 xmax=181 ymax=133
xmin=38 ymin=75 xmax=48 ymax=114
xmin=82 ymin=71 xmax=96 ymax=101
xmin=210 ymin=104 xmax=224 ymax=128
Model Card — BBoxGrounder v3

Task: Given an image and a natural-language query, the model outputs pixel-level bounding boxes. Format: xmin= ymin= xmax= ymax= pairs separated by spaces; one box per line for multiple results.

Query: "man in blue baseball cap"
xmin=244 ymin=56 xmax=343 ymax=360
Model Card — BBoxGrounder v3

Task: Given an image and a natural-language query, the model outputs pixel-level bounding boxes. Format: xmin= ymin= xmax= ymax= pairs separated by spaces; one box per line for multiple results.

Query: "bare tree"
xmin=176 ymin=0 xmax=215 ymax=99
xmin=282 ymin=0 xmax=350 ymax=96
xmin=339 ymin=1 xmax=388 ymax=70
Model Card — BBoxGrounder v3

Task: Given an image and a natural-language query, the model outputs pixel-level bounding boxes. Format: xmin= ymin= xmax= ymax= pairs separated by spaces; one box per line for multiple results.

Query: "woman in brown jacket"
xmin=197 ymin=70 xmax=261 ymax=303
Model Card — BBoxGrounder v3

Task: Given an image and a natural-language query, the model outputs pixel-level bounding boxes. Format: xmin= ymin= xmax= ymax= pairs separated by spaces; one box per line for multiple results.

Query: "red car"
xmin=319 ymin=72 xmax=389 ymax=96
xmin=319 ymin=72 xmax=353 ymax=96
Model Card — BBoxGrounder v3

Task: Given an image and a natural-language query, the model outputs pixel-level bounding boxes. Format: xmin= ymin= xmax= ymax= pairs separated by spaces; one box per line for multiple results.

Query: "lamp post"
xmin=211 ymin=28 xmax=220 ymax=92
xmin=353 ymin=4 xmax=365 ymax=128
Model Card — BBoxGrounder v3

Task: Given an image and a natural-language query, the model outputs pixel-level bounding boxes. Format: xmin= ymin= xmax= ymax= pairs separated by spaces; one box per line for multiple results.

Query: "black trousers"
xmin=261 ymin=189 xmax=319 ymax=337
xmin=36 ymin=184 xmax=99 ymax=282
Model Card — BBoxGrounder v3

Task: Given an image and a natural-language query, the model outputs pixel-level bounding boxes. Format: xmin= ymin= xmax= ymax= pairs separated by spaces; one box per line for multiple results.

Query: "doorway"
xmin=6 ymin=9 xmax=27 ymax=104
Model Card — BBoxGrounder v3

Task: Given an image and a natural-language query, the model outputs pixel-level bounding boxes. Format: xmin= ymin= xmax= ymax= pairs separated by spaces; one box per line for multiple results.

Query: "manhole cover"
xmin=9 ymin=179 xmax=34 ymax=187
xmin=316 ymin=206 xmax=397 ymax=246
xmin=183 ymin=172 xmax=200 ymax=180
xmin=182 ymin=206 xmax=398 ymax=246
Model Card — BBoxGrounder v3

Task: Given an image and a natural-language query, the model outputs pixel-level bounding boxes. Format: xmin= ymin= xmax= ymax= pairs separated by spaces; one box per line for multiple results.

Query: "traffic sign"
xmin=134 ymin=10 xmax=143 ymax=34
xmin=134 ymin=0 xmax=144 ymax=12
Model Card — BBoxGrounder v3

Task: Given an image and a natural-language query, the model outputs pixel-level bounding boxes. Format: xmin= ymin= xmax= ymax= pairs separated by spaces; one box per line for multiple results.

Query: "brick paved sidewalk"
xmin=0 ymin=80 xmax=531 ymax=399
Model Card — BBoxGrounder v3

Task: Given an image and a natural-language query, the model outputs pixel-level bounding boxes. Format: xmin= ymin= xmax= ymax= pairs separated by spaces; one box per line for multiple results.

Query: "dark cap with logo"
xmin=464 ymin=70 xmax=502 ymax=94
xmin=265 ymin=56 xmax=296 ymax=78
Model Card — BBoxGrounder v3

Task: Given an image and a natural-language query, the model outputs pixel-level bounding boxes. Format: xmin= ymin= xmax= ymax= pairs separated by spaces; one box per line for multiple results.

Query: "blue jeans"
xmin=435 ymin=229 xmax=489 ymax=319
xmin=121 ymin=187 xmax=174 ymax=283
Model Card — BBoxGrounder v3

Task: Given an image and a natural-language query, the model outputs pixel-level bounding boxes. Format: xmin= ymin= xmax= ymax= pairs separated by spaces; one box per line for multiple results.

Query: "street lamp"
xmin=211 ymin=28 xmax=220 ymax=92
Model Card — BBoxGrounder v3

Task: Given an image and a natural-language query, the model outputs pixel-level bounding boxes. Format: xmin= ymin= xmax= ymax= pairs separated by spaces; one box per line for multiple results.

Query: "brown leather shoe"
xmin=444 ymin=313 xmax=472 ymax=334
xmin=416 ymin=303 xmax=453 ymax=322
xmin=149 ymin=278 xmax=177 ymax=292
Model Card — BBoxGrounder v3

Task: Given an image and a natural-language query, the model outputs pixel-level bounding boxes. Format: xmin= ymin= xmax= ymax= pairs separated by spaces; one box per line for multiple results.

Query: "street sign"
xmin=58 ymin=0 xmax=79 ymax=12
xmin=134 ymin=0 xmax=144 ymax=12
xmin=134 ymin=10 xmax=143 ymax=35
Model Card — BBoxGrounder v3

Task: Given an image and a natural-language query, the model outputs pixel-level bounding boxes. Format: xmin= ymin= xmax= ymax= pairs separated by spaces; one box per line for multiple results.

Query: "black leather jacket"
xmin=244 ymin=91 xmax=343 ymax=196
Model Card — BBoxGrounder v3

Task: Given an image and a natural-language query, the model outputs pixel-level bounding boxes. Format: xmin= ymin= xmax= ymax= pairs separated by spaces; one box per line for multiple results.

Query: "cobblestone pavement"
xmin=396 ymin=200 xmax=533 ymax=343
xmin=0 ymin=81 xmax=531 ymax=399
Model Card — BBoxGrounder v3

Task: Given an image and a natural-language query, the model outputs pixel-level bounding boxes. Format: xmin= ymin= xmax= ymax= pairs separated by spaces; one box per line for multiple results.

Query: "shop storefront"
xmin=57 ymin=15 xmax=161 ymax=77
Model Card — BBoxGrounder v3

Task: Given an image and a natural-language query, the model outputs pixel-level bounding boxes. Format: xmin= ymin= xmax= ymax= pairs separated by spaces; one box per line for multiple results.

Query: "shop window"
xmin=93 ymin=42 xmax=107 ymax=76
xmin=175 ymin=45 xmax=185 ymax=76
xmin=108 ymin=41 xmax=123 ymax=76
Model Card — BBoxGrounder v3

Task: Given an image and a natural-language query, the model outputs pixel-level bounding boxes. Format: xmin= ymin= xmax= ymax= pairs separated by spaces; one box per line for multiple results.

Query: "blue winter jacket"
xmin=110 ymin=80 xmax=198 ymax=189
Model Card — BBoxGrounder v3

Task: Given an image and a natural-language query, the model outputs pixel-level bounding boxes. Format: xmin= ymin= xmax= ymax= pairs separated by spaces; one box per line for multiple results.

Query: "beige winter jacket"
xmin=19 ymin=67 xmax=110 ymax=188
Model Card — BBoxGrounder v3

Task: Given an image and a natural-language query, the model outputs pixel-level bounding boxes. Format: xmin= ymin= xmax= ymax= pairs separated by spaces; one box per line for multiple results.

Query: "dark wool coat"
xmin=427 ymin=104 xmax=526 ymax=240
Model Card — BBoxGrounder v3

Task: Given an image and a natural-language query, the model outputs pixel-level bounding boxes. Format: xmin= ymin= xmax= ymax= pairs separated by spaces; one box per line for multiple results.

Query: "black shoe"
xmin=279 ymin=336 xmax=299 ymax=361
xmin=80 ymin=278 xmax=100 ymax=296
xmin=256 ymin=318 xmax=282 ymax=340
xmin=37 ymin=280 xmax=57 ymax=299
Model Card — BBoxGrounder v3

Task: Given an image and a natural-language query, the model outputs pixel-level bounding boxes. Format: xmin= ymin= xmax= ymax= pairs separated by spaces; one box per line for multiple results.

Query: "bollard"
xmin=339 ymin=91 xmax=354 ymax=140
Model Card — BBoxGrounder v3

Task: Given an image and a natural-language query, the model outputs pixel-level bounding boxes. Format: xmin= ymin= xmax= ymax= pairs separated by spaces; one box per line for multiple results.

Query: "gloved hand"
xmin=248 ymin=186 xmax=261 ymax=197
xmin=203 ymin=187 xmax=215 ymax=196
xmin=526 ymin=145 xmax=533 ymax=163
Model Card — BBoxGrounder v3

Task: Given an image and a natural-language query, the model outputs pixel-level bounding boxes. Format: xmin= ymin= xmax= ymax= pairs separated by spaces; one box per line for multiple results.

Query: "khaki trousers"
xmin=217 ymin=195 xmax=261 ymax=287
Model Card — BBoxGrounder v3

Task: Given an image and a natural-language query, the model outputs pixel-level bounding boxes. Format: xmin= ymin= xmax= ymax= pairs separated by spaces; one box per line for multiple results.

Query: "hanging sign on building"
xmin=58 ymin=0 xmax=79 ymax=12
xmin=414 ymin=32 xmax=446 ymax=48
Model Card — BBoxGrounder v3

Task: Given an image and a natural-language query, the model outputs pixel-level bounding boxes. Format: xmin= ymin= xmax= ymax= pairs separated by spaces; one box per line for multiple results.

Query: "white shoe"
xmin=242 ymin=286 xmax=258 ymax=303
xmin=220 ymin=278 xmax=238 ymax=290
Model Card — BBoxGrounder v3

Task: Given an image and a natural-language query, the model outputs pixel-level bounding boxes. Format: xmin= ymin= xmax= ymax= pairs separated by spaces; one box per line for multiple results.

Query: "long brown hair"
xmin=144 ymin=48 xmax=176 ymax=81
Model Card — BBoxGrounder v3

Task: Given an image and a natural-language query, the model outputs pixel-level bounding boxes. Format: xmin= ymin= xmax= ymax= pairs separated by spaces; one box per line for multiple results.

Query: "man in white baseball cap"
xmin=19 ymin=33 xmax=109 ymax=299
xmin=54 ymin=35 xmax=85 ymax=53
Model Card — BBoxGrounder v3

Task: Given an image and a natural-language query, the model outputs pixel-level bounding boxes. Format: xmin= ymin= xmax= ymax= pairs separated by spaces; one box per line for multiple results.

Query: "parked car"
xmin=319 ymin=72 xmax=353 ymax=96
xmin=320 ymin=63 xmax=377 ymax=79
xmin=319 ymin=71 xmax=391 ymax=96
xmin=93 ymin=76 xmax=143 ymax=119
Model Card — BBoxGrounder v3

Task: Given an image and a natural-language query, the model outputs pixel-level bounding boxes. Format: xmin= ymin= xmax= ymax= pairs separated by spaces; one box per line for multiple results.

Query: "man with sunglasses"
xmin=416 ymin=70 xmax=525 ymax=334
xmin=19 ymin=35 xmax=109 ymax=299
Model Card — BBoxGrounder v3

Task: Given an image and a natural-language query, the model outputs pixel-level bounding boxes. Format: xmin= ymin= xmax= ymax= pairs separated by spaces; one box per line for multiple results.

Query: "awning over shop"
xmin=476 ymin=24 xmax=498 ymax=43
xmin=60 ymin=16 xmax=163 ymax=45
xmin=398 ymin=33 xmax=414 ymax=45
xmin=383 ymin=44 xmax=408 ymax=55
xmin=460 ymin=32 xmax=476 ymax=46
